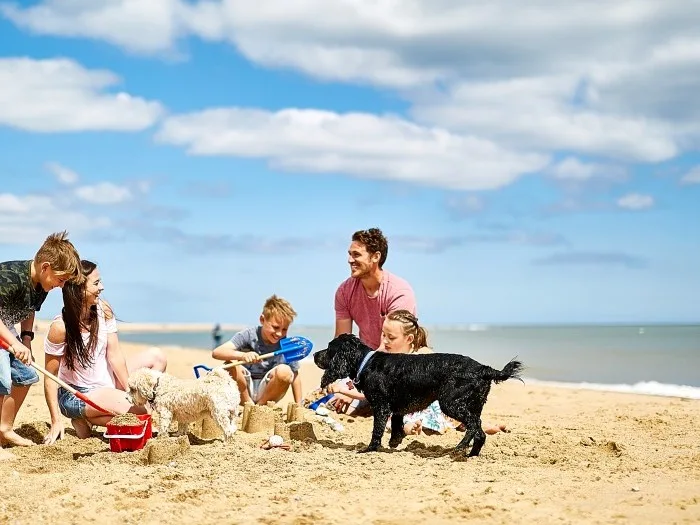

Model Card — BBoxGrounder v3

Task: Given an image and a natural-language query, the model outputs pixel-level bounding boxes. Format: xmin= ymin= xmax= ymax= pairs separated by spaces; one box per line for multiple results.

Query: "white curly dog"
xmin=127 ymin=367 xmax=240 ymax=441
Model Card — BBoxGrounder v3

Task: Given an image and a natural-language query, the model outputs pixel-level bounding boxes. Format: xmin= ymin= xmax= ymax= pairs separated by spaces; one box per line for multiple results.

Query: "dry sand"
xmin=1 ymin=330 xmax=698 ymax=524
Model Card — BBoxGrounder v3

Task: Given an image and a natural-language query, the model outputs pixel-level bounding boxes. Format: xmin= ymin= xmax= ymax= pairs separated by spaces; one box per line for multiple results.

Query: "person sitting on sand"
xmin=43 ymin=260 xmax=167 ymax=444
xmin=212 ymin=295 xmax=302 ymax=405
xmin=327 ymin=310 xmax=507 ymax=436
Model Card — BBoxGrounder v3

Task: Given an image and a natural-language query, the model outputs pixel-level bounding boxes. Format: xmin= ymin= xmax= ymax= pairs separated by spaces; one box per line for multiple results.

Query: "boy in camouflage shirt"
xmin=0 ymin=231 xmax=82 ymax=452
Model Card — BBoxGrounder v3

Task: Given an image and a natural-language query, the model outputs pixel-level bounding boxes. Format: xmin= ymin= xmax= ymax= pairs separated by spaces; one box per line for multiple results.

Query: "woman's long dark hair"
xmin=61 ymin=260 xmax=99 ymax=371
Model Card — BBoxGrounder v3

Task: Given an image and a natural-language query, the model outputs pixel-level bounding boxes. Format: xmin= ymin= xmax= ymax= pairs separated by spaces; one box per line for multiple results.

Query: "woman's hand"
xmin=43 ymin=420 xmax=65 ymax=445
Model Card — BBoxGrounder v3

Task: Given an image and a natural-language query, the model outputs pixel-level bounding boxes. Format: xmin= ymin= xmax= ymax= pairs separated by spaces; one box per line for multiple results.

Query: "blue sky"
xmin=1 ymin=0 xmax=699 ymax=326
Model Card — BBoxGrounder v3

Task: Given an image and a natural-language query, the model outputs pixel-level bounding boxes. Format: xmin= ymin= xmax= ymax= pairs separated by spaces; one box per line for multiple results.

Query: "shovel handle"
xmin=0 ymin=336 xmax=117 ymax=416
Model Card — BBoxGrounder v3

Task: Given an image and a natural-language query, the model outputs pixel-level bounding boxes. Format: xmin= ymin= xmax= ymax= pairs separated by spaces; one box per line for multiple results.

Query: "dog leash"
xmin=351 ymin=350 xmax=376 ymax=389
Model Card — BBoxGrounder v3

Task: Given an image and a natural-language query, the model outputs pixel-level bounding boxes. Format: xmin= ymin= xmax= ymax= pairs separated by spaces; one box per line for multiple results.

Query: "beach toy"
xmin=314 ymin=406 xmax=330 ymax=417
xmin=103 ymin=414 xmax=153 ymax=452
xmin=0 ymin=337 xmax=117 ymax=416
xmin=193 ymin=336 xmax=314 ymax=378
xmin=315 ymin=414 xmax=344 ymax=432
xmin=308 ymin=393 xmax=335 ymax=411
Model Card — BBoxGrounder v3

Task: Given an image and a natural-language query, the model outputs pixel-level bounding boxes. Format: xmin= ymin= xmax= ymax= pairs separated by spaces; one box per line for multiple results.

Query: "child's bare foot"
xmin=71 ymin=419 xmax=92 ymax=439
xmin=484 ymin=423 xmax=508 ymax=435
xmin=403 ymin=420 xmax=422 ymax=435
xmin=0 ymin=429 xmax=35 ymax=447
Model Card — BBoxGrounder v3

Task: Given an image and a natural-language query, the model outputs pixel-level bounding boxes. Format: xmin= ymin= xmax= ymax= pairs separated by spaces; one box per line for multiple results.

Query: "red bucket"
xmin=104 ymin=414 xmax=153 ymax=452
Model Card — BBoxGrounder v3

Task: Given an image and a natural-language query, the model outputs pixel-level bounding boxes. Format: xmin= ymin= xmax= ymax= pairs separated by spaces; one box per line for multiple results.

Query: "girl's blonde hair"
xmin=262 ymin=295 xmax=297 ymax=323
xmin=386 ymin=309 xmax=428 ymax=351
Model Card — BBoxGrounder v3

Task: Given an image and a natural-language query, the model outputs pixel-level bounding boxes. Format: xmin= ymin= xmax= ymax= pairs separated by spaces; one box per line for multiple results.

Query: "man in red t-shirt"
xmin=334 ymin=227 xmax=417 ymax=350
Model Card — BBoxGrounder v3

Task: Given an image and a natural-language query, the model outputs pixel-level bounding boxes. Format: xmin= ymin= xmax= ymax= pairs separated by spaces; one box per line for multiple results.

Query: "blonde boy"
xmin=0 ymin=231 xmax=82 ymax=453
xmin=212 ymin=295 xmax=302 ymax=405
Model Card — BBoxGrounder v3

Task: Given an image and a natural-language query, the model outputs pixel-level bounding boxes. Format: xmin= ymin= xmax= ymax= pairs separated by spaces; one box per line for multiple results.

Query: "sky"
xmin=0 ymin=0 xmax=699 ymax=326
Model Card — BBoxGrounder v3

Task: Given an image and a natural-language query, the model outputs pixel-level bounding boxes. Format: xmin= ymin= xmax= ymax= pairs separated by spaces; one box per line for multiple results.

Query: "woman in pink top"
xmin=43 ymin=260 xmax=167 ymax=444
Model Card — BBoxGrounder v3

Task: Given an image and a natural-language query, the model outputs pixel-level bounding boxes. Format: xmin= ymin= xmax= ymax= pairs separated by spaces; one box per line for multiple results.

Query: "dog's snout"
xmin=313 ymin=349 xmax=330 ymax=369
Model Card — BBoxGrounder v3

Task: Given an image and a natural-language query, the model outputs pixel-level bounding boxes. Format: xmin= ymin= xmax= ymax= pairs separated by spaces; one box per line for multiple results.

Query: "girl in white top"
xmin=43 ymin=260 xmax=167 ymax=444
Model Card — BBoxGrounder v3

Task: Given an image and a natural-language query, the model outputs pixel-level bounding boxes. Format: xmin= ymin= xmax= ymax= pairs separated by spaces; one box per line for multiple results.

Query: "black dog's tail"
xmin=483 ymin=358 xmax=524 ymax=384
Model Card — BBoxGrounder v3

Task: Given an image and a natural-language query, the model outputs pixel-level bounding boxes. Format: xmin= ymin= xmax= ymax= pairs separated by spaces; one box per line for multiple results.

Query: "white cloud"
xmin=411 ymin=75 xmax=679 ymax=163
xmin=0 ymin=192 xmax=112 ymax=244
xmin=547 ymin=157 xmax=626 ymax=182
xmin=680 ymin=166 xmax=700 ymax=185
xmin=3 ymin=1 xmax=700 ymax=173
xmin=0 ymin=57 xmax=164 ymax=132
xmin=45 ymin=162 xmax=79 ymax=185
xmin=617 ymin=193 xmax=654 ymax=210
xmin=156 ymin=107 xmax=549 ymax=190
xmin=74 ymin=182 xmax=133 ymax=204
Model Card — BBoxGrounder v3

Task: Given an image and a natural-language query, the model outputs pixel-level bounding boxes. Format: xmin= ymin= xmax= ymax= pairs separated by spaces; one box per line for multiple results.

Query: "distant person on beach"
xmin=212 ymin=323 xmax=223 ymax=348
xmin=212 ymin=295 xmax=302 ymax=405
xmin=1 ymin=231 xmax=82 ymax=456
xmin=334 ymin=227 xmax=417 ymax=350
xmin=328 ymin=310 xmax=508 ymax=436
xmin=43 ymin=260 xmax=167 ymax=444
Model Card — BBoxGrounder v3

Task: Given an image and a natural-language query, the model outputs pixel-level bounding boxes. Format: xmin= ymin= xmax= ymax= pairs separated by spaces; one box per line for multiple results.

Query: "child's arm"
xmin=291 ymin=371 xmax=302 ymax=403
xmin=212 ymin=328 xmax=261 ymax=363
xmin=19 ymin=312 xmax=35 ymax=349
xmin=0 ymin=319 xmax=30 ymax=364
xmin=327 ymin=381 xmax=366 ymax=400
xmin=43 ymin=323 xmax=65 ymax=444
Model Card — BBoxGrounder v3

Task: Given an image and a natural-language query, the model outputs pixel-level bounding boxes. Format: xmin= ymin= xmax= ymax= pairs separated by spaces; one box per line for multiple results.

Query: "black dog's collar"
xmin=352 ymin=350 xmax=376 ymax=388
xmin=147 ymin=377 xmax=160 ymax=404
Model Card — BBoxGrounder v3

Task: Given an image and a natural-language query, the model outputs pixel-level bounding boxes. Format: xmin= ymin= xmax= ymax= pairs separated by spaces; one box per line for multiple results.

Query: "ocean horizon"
xmin=117 ymin=322 xmax=700 ymax=400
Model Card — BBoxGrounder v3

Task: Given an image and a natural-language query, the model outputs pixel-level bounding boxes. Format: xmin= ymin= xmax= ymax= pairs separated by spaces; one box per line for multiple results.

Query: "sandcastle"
xmin=240 ymin=401 xmax=315 ymax=440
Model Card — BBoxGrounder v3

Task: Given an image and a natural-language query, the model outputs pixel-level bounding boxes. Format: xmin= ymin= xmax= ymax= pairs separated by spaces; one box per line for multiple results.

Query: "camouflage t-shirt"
xmin=0 ymin=260 xmax=48 ymax=336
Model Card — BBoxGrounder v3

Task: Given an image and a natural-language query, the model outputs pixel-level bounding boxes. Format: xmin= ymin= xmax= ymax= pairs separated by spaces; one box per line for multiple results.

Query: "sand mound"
xmin=142 ymin=436 xmax=190 ymax=465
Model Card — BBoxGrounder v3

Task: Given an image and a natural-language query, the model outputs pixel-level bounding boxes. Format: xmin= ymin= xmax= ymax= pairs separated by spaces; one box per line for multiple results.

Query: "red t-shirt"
xmin=334 ymin=270 xmax=417 ymax=350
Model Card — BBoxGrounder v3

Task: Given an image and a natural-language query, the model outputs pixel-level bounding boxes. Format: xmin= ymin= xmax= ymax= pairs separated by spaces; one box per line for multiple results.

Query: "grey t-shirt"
xmin=230 ymin=326 xmax=300 ymax=379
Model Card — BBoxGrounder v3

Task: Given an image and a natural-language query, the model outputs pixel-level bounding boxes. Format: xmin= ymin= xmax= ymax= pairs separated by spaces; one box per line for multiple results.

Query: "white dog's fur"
xmin=127 ymin=367 xmax=240 ymax=441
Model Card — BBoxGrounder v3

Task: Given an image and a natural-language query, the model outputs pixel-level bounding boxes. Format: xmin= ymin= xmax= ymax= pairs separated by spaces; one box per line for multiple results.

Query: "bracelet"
xmin=20 ymin=330 xmax=34 ymax=341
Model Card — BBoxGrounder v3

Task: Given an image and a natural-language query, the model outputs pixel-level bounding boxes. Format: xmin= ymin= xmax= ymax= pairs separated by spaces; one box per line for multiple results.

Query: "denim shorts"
xmin=58 ymin=384 xmax=89 ymax=419
xmin=0 ymin=349 xmax=40 ymax=396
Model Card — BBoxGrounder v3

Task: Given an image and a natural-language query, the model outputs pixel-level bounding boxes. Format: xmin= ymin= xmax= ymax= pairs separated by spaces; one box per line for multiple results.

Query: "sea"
xmin=118 ymin=324 xmax=700 ymax=399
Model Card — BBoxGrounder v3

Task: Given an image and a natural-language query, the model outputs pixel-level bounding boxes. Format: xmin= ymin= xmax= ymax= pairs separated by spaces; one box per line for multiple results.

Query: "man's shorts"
xmin=0 ymin=349 xmax=40 ymax=396
xmin=240 ymin=367 xmax=276 ymax=403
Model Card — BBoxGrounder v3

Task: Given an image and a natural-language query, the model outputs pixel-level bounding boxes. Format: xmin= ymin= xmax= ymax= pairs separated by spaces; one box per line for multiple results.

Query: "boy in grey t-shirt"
xmin=212 ymin=295 xmax=302 ymax=405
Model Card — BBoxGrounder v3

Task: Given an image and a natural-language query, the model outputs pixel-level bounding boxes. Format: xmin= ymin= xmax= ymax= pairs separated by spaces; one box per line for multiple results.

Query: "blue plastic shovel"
xmin=193 ymin=335 xmax=314 ymax=378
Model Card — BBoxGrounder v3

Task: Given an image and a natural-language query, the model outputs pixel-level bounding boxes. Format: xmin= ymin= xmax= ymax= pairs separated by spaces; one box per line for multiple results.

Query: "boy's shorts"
xmin=0 ymin=349 xmax=40 ymax=396
xmin=240 ymin=367 xmax=276 ymax=403
xmin=58 ymin=384 xmax=90 ymax=420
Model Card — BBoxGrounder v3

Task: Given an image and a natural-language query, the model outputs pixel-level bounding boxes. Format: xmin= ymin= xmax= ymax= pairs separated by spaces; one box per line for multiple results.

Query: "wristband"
xmin=20 ymin=330 xmax=34 ymax=341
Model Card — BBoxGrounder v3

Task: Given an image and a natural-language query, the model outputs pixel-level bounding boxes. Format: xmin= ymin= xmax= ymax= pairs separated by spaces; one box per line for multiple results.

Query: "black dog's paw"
xmin=388 ymin=436 xmax=404 ymax=448
xmin=357 ymin=445 xmax=379 ymax=453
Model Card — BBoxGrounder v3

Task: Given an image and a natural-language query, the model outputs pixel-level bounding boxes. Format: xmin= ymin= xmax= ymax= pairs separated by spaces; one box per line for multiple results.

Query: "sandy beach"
xmin=2 ymin=327 xmax=698 ymax=525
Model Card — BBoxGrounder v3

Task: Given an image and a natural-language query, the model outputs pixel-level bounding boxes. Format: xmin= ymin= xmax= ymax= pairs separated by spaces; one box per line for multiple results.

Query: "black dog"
xmin=314 ymin=333 xmax=523 ymax=457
